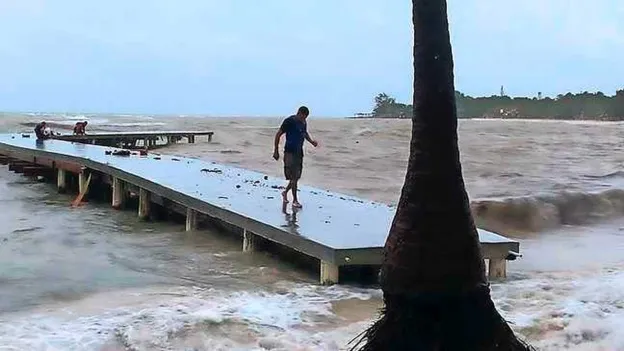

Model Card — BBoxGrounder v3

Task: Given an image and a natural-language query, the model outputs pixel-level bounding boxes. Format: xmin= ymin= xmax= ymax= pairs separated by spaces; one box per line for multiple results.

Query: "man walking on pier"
xmin=273 ymin=106 xmax=318 ymax=208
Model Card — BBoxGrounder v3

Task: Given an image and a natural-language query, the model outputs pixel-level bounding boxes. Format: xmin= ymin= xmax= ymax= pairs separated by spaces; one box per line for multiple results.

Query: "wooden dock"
xmin=0 ymin=133 xmax=521 ymax=284
xmin=53 ymin=131 xmax=214 ymax=149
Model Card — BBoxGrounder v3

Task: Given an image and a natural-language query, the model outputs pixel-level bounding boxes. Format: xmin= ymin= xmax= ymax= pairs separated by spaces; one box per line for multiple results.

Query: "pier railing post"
xmin=320 ymin=261 xmax=339 ymax=285
xmin=138 ymin=188 xmax=151 ymax=220
xmin=488 ymin=258 xmax=507 ymax=279
xmin=186 ymin=208 xmax=197 ymax=231
xmin=242 ymin=229 xmax=255 ymax=252
xmin=112 ymin=177 xmax=125 ymax=209
xmin=57 ymin=169 xmax=67 ymax=193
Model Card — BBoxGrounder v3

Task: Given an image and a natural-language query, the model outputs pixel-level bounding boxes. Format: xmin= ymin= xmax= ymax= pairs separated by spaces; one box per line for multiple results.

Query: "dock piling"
xmin=78 ymin=170 xmax=90 ymax=197
xmin=242 ymin=229 xmax=255 ymax=252
xmin=112 ymin=177 xmax=125 ymax=209
xmin=56 ymin=169 xmax=67 ymax=193
xmin=320 ymin=261 xmax=339 ymax=285
xmin=138 ymin=188 xmax=151 ymax=220
xmin=185 ymin=208 xmax=198 ymax=231
xmin=488 ymin=258 xmax=507 ymax=279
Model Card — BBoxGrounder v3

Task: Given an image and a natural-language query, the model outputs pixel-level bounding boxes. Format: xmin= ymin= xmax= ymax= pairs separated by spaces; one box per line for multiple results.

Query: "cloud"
xmin=0 ymin=0 xmax=620 ymax=114
xmin=448 ymin=0 xmax=624 ymax=96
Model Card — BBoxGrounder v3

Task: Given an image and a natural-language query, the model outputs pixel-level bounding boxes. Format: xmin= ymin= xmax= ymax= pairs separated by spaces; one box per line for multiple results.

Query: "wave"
xmin=18 ymin=121 xmax=166 ymax=131
xmin=466 ymin=118 xmax=624 ymax=125
xmin=472 ymin=189 xmax=624 ymax=233
xmin=102 ymin=122 xmax=166 ymax=127
xmin=0 ymin=283 xmax=374 ymax=350
xmin=582 ymin=171 xmax=624 ymax=180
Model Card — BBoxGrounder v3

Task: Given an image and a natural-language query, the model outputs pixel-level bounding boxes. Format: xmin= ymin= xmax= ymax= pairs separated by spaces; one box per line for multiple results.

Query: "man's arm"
xmin=305 ymin=132 xmax=318 ymax=147
xmin=274 ymin=129 xmax=284 ymax=151
xmin=273 ymin=128 xmax=285 ymax=160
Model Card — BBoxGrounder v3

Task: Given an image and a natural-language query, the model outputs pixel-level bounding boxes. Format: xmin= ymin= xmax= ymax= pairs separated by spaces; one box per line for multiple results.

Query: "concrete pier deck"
xmin=54 ymin=130 xmax=214 ymax=149
xmin=0 ymin=133 xmax=520 ymax=284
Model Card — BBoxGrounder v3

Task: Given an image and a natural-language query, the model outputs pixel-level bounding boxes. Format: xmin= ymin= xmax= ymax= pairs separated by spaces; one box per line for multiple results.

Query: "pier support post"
xmin=78 ymin=170 xmax=90 ymax=198
xmin=488 ymin=258 xmax=507 ymax=280
xmin=138 ymin=188 xmax=151 ymax=220
xmin=112 ymin=177 xmax=125 ymax=209
xmin=57 ymin=169 xmax=67 ymax=193
xmin=188 ymin=135 xmax=195 ymax=144
xmin=242 ymin=229 xmax=255 ymax=252
xmin=320 ymin=261 xmax=339 ymax=285
xmin=186 ymin=208 xmax=198 ymax=231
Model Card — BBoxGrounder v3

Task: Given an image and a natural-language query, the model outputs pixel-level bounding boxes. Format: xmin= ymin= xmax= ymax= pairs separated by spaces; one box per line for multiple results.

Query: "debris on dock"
xmin=109 ymin=150 xmax=131 ymax=156
xmin=201 ymin=168 xmax=223 ymax=174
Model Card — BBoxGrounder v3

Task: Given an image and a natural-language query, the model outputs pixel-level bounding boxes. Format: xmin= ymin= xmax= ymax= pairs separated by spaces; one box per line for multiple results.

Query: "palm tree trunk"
xmin=351 ymin=1 xmax=534 ymax=350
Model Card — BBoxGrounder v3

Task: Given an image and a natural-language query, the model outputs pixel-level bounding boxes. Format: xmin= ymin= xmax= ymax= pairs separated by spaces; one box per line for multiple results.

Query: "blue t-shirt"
xmin=280 ymin=115 xmax=307 ymax=154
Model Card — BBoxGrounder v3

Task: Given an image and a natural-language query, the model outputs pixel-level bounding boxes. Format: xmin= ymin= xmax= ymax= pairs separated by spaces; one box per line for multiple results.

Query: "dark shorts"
xmin=283 ymin=152 xmax=303 ymax=180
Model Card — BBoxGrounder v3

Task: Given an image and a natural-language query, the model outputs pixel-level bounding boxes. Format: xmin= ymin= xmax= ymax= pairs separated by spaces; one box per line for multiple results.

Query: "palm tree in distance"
xmin=351 ymin=1 xmax=534 ymax=350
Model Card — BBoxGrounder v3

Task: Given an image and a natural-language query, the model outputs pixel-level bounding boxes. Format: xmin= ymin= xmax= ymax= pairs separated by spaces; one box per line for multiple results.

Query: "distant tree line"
xmin=369 ymin=90 xmax=624 ymax=120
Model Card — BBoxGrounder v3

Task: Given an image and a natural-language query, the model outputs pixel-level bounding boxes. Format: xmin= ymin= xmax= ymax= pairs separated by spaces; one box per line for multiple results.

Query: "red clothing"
xmin=73 ymin=122 xmax=86 ymax=135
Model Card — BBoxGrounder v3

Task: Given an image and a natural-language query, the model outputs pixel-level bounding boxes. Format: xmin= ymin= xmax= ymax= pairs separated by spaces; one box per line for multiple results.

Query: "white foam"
xmin=492 ymin=266 xmax=624 ymax=350
xmin=103 ymin=122 xmax=166 ymax=127
xmin=0 ymin=283 xmax=375 ymax=350
xmin=465 ymin=118 xmax=624 ymax=126
xmin=53 ymin=118 xmax=110 ymax=126
xmin=3 ymin=261 xmax=624 ymax=351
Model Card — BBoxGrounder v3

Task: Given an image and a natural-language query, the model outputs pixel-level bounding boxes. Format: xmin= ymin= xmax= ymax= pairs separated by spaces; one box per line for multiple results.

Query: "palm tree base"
xmin=350 ymin=284 xmax=534 ymax=351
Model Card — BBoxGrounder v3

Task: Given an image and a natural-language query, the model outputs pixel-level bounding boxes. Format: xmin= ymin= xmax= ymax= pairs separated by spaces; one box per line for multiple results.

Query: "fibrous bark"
xmin=350 ymin=1 xmax=535 ymax=350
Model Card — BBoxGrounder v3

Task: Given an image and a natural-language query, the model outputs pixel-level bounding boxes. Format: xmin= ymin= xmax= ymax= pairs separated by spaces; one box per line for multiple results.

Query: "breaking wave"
xmin=472 ymin=188 xmax=624 ymax=233
xmin=0 ymin=284 xmax=376 ymax=350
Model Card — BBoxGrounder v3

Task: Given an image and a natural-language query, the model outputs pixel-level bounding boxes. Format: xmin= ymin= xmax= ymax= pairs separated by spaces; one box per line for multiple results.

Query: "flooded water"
xmin=1 ymin=113 xmax=624 ymax=350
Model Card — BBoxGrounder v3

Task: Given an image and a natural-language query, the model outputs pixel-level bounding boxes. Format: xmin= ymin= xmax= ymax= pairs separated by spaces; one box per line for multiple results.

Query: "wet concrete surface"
xmin=0 ymin=134 xmax=516 ymax=252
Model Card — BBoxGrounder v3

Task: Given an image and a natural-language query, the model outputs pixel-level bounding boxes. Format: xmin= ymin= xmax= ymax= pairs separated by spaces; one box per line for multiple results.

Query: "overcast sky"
xmin=0 ymin=0 xmax=622 ymax=116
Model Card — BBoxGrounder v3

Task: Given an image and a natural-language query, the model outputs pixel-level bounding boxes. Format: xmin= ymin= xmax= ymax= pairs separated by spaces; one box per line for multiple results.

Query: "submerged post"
xmin=242 ymin=229 xmax=255 ymax=252
xmin=320 ymin=261 xmax=339 ymax=285
xmin=112 ymin=177 xmax=125 ymax=209
xmin=138 ymin=188 xmax=151 ymax=220
xmin=186 ymin=208 xmax=198 ymax=231
xmin=57 ymin=169 xmax=67 ymax=193
xmin=488 ymin=258 xmax=507 ymax=279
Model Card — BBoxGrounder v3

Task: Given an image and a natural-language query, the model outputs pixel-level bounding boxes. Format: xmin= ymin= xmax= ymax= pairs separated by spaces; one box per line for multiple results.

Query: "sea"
xmin=1 ymin=112 xmax=623 ymax=350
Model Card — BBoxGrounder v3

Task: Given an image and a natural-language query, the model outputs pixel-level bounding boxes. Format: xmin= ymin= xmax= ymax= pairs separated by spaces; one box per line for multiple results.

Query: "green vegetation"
xmin=369 ymin=90 xmax=624 ymax=120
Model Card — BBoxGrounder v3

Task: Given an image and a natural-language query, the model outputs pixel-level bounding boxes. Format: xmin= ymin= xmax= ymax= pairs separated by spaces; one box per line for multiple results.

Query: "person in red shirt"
xmin=73 ymin=121 xmax=88 ymax=135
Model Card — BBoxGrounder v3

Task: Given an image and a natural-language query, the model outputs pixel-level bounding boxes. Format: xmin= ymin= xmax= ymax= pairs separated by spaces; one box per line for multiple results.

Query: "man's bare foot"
xmin=292 ymin=201 xmax=303 ymax=208
xmin=281 ymin=191 xmax=289 ymax=203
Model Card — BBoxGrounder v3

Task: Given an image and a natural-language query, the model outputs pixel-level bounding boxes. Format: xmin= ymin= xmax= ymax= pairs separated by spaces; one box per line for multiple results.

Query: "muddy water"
xmin=1 ymin=114 xmax=623 ymax=350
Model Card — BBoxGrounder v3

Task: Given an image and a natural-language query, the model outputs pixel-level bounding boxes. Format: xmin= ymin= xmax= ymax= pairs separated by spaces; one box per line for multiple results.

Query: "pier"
xmin=0 ymin=133 xmax=521 ymax=284
xmin=53 ymin=131 xmax=214 ymax=149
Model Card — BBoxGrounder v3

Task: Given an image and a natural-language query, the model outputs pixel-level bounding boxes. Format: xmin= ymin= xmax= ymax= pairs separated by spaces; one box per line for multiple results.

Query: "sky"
xmin=0 ymin=0 xmax=622 ymax=116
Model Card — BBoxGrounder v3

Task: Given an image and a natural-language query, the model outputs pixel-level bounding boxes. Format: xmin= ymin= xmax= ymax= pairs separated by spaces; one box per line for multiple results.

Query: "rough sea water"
xmin=1 ymin=113 xmax=624 ymax=350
